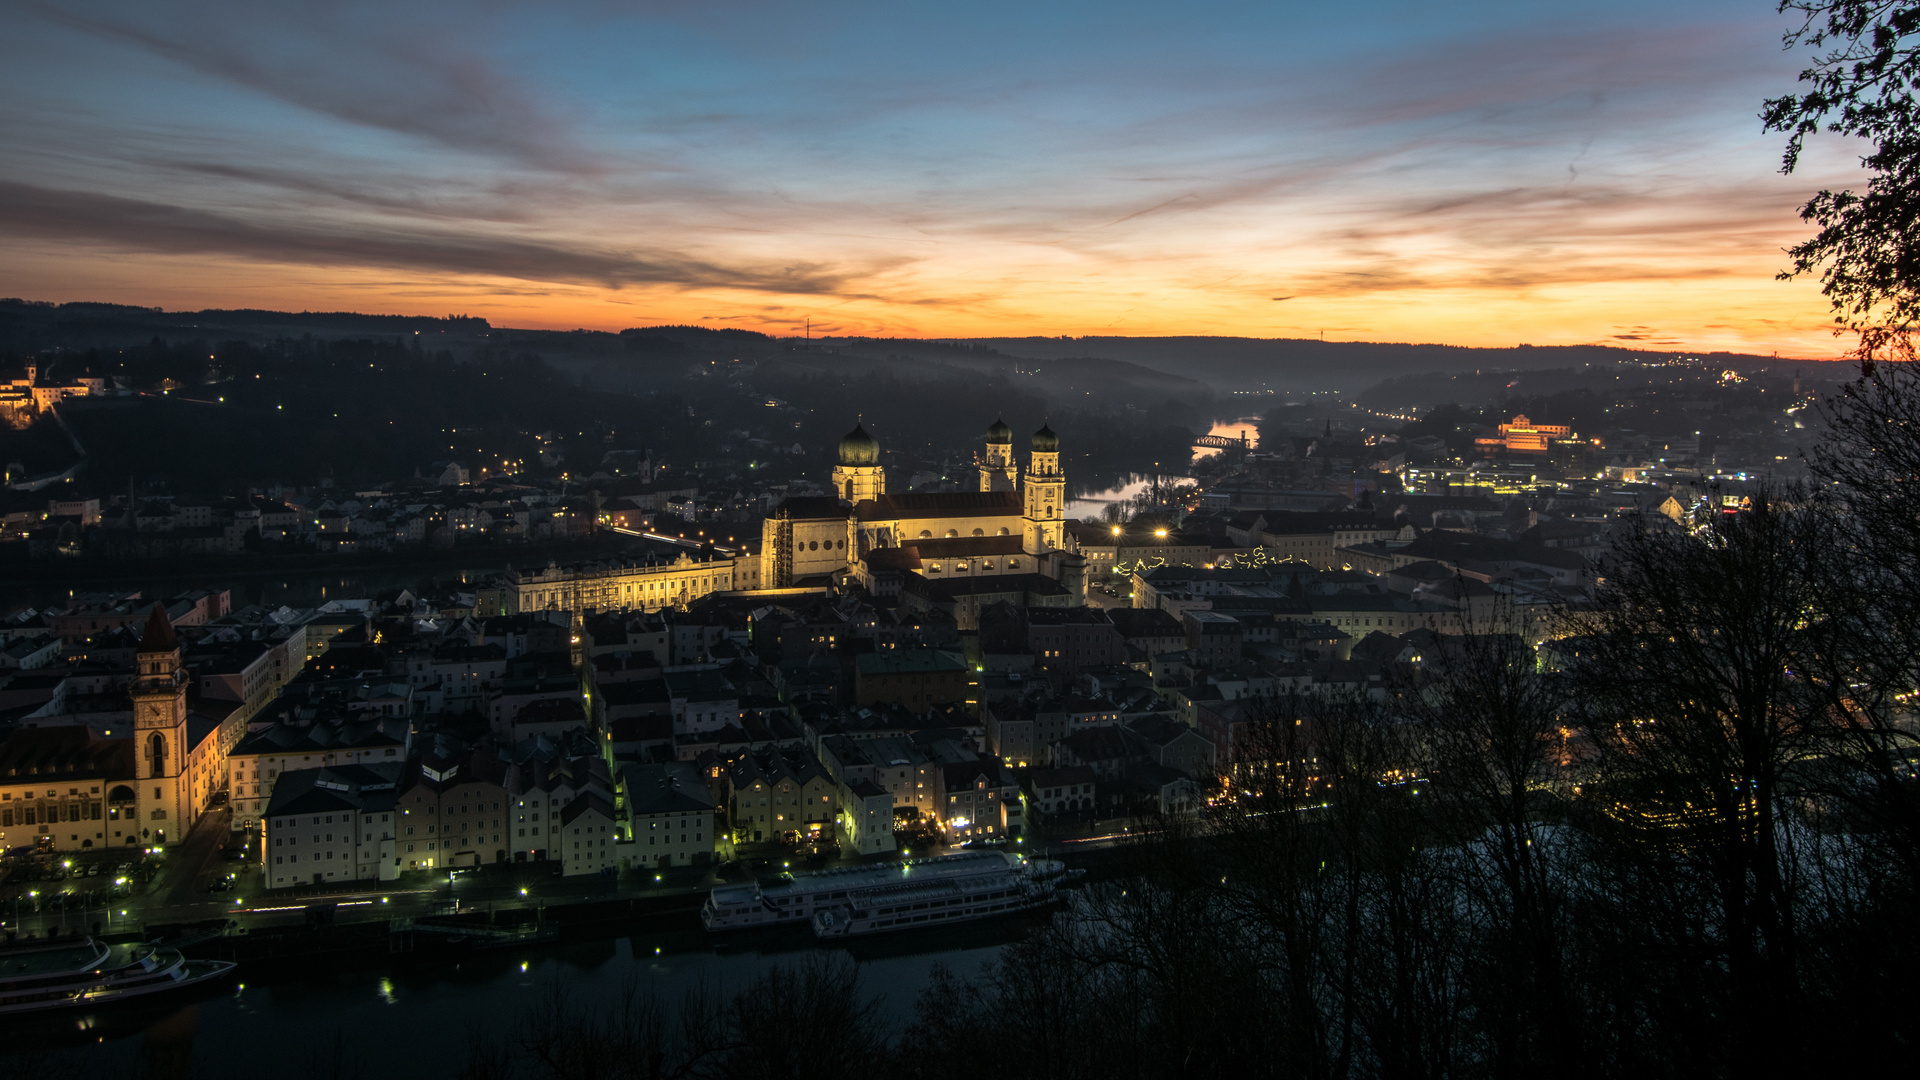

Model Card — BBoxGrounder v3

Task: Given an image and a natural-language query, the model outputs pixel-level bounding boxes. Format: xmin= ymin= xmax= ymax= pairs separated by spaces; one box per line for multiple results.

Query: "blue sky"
xmin=0 ymin=0 xmax=1867 ymax=354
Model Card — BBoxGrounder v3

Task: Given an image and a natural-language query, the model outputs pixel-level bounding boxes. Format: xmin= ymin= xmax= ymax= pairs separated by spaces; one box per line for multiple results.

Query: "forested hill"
xmin=960 ymin=335 xmax=1843 ymax=393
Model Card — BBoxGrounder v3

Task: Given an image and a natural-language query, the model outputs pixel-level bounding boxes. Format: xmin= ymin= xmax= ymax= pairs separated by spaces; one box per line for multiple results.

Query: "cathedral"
xmin=760 ymin=418 xmax=1085 ymax=604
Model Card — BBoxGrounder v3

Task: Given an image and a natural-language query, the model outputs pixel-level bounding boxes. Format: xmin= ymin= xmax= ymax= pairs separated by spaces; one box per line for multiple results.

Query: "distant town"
xmin=0 ymin=337 xmax=1826 ymax=915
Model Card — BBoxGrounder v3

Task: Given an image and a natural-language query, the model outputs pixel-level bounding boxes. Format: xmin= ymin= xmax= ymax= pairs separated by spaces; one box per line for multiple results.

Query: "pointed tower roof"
xmin=1031 ymin=422 xmax=1059 ymax=453
xmin=138 ymin=603 xmax=177 ymax=653
xmin=985 ymin=417 xmax=1013 ymax=445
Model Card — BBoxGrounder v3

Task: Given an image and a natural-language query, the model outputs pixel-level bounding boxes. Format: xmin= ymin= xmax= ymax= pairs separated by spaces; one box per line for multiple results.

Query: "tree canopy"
xmin=1765 ymin=2 xmax=1920 ymax=366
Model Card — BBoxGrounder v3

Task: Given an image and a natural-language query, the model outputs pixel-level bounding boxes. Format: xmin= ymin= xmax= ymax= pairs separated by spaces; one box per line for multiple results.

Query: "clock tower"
xmin=131 ymin=604 xmax=189 ymax=846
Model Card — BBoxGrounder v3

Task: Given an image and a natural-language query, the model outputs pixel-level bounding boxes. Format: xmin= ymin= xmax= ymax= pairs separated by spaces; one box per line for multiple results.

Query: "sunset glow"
xmin=0 ymin=0 xmax=1868 ymax=356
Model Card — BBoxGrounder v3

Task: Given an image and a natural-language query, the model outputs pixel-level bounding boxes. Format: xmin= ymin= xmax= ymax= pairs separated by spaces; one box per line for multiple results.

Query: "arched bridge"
xmin=1193 ymin=432 xmax=1252 ymax=449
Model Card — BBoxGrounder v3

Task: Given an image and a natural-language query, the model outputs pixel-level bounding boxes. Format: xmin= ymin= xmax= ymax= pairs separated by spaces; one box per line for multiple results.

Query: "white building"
xmin=227 ymin=715 xmax=409 ymax=828
xmin=622 ymin=762 xmax=715 ymax=870
xmin=836 ymin=778 xmax=896 ymax=856
xmin=559 ymin=793 xmax=619 ymax=876
xmin=513 ymin=753 xmax=612 ymax=862
xmin=263 ymin=765 xmax=401 ymax=888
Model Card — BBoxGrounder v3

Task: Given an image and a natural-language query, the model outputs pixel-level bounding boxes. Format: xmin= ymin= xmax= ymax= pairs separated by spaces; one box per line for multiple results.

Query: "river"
xmin=1064 ymin=415 xmax=1259 ymax=520
xmin=5 ymin=927 xmax=1011 ymax=1077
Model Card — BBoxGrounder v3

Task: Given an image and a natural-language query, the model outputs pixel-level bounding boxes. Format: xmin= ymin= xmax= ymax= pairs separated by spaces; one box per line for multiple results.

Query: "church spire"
xmin=138 ymin=603 xmax=176 ymax=653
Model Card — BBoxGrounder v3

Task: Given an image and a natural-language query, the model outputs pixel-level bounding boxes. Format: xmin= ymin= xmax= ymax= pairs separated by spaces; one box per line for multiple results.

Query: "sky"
xmin=0 ymin=0 xmax=1875 ymax=356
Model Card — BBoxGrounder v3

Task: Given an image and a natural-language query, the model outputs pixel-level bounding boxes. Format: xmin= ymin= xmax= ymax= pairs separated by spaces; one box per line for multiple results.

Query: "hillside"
xmin=957 ymin=336 xmax=1845 ymax=394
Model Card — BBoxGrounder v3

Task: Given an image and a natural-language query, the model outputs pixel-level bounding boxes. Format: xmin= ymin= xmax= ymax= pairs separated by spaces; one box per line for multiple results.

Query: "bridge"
xmin=603 ymin=524 xmax=743 ymax=556
xmin=1193 ymin=432 xmax=1253 ymax=450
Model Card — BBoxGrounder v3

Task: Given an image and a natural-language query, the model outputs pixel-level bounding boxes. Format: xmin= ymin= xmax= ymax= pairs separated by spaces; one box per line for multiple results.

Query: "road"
xmin=2 ymin=812 xmax=1154 ymax=941
xmin=157 ymin=805 xmax=233 ymax=907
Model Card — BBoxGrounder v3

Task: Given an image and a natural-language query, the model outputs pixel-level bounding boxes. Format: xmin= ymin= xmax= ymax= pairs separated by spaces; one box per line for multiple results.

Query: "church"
xmin=760 ymin=418 xmax=1086 ymax=610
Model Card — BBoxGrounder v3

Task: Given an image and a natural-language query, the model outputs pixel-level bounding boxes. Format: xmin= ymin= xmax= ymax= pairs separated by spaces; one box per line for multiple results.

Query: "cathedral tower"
xmin=977 ymin=417 xmax=1017 ymax=492
xmin=130 ymin=604 xmax=189 ymax=846
xmin=831 ymin=422 xmax=884 ymax=505
xmin=1023 ymin=422 xmax=1066 ymax=553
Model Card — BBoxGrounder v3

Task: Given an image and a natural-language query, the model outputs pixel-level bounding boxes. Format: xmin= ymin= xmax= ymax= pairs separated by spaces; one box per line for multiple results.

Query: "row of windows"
xmin=866 ymin=900 xmax=1019 ymax=929
xmin=401 ymin=801 xmax=506 ymax=815
xmin=1 ymin=786 xmax=102 ymax=799
xmin=0 ymin=801 xmax=108 ymax=826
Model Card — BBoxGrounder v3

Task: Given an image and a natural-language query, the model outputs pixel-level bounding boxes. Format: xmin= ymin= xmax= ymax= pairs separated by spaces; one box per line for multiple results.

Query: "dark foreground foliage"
xmin=440 ymin=369 xmax=1920 ymax=1080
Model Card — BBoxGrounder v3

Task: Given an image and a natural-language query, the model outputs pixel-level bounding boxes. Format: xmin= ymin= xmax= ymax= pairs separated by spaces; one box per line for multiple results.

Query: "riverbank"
xmin=169 ymin=839 xmax=1141 ymax=973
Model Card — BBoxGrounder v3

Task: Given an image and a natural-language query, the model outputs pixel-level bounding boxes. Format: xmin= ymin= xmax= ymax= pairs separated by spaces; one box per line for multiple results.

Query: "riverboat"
xmin=0 ymin=938 xmax=236 ymax=1015
xmin=809 ymin=855 xmax=1073 ymax=938
xmin=702 ymin=850 xmax=1072 ymax=933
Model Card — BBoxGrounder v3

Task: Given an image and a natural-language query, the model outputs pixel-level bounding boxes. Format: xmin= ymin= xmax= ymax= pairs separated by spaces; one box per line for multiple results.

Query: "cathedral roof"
xmin=837 ymin=423 xmax=880 ymax=467
xmin=1032 ymin=423 xmax=1059 ymax=452
xmin=138 ymin=603 xmax=177 ymax=653
xmin=772 ymin=496 xmax=853 ymax=520
xmin=863 ymin=535 xmax=1029 ymax=571
xmin=985 ymin=417 xmax=1013 ymax=445
xmin=854 ymin=491 xmax=1022 ymax=521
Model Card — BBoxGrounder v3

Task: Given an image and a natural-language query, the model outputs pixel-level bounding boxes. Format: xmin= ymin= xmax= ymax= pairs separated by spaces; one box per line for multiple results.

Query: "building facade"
xmin=481 ymin=552 xmax=739 ymax=618
xmin=760 ymin=420 xmax=1086 ymax=604
xmin=395 ymin=753 xmax=513 ymax=872
xmin=263 ymin=765 xmax=401 ymax=888
xmin=131 ymin=606 xmax=193 ymax=846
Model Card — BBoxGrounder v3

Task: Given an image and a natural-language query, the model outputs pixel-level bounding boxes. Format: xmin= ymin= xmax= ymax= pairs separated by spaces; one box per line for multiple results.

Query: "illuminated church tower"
xmin=1023 ymin=422 xmax=1066 ymax=553
xmin=977 ymin=418 xmax=1018 ymax=492
xmin=130 ymin=605 xmax=190 ymax=847
xmin=831 ymin=422 xmax=884 ymax=505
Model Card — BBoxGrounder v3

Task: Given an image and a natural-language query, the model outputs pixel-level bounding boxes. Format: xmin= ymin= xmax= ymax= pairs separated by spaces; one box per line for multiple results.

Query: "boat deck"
xmin=0 ymin=942 xmax=107 ymax=980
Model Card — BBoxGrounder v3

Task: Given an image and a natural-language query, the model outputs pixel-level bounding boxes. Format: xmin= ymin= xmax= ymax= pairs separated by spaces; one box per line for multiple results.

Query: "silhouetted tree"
xmin=1765 ymin=1 xmax=1920 ymax=366
xmin=1567 ymin=496 xmax=1834 ymax=1076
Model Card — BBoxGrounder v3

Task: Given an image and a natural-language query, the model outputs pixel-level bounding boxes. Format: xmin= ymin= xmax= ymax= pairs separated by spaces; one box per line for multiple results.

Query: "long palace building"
xmin=482 ymin=418 xmax=1085 ymax=620
xmin=480 ymin=550 xmax=741 ymax=616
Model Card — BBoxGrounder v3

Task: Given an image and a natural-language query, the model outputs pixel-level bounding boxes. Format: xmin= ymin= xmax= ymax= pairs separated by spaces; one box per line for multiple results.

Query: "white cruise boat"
xmin=810 ymin=855 xmax=1072 ymax=938
xmin=0 ymin=938 xmax=236 ymax=1016
xmin=702 ymin=851 xmax=1072 ymax=933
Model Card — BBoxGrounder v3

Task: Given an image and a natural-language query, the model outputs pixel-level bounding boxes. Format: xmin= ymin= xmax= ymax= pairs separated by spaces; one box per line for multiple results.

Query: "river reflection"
xmin=1065 ymin=416 xmax=1259 ymax=520
xmin=1192 ymin=416 xmax=1262 ymax=462
xmin=4 ymin=928 xmax=1010 ymax=1078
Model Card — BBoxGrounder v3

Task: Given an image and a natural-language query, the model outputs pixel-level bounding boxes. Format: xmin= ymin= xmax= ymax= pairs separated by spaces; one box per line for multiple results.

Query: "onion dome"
xmin=985 ymin=417 xmax=1013 ymax=445
xmin=1031 ymin=422 xmax=1059 ymax=453
xmin=838 ymin=423 xmax=880 ymax=466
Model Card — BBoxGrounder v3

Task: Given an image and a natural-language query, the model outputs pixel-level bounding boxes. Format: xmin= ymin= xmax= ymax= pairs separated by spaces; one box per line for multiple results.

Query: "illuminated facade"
xmin=1474 ymin=414 xmax=1573 ymax=456
xmin=0 ymin=728 xmax=131 ymax=854
xmin=0 ymin=608 xmax=220 ymax=853
xmin=131 ymin=606 xmax=197 ymax=847
xmin=830 ymin=422 xmax=886 ymax=504
xmin=484 ymin=552 xmax=739 ymax=616
xmin=761 ymin=419 xmax=1085 ymax=599
xmin=977 ymin=417 xmax=1018 ymax=492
